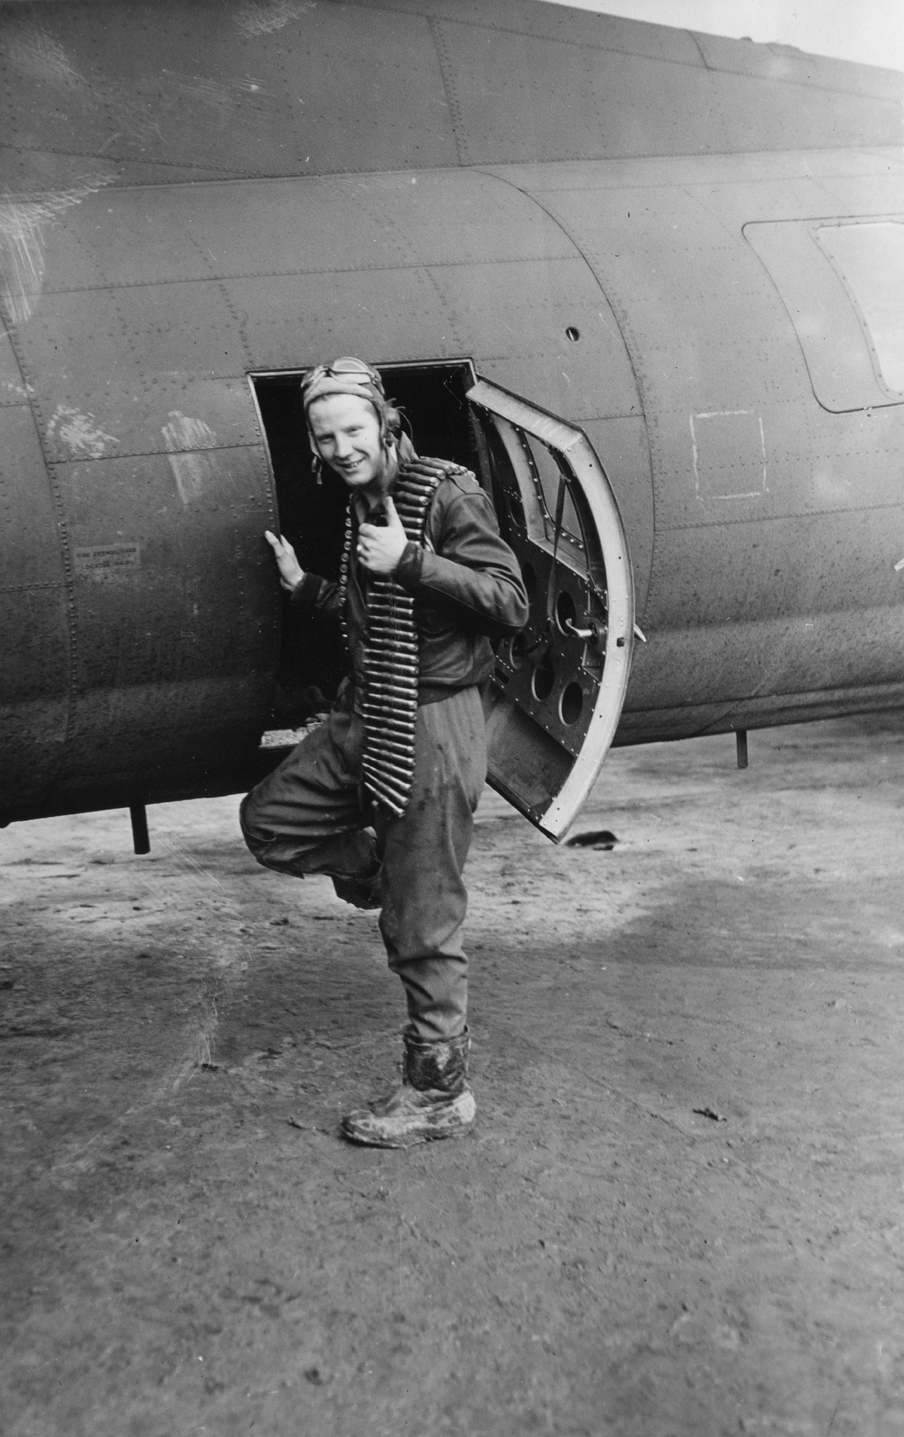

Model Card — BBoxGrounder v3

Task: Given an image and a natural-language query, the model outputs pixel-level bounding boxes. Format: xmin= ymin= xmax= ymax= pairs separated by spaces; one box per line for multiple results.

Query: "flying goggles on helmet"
xmin=301 ymin=356 xmax=406 ymax=477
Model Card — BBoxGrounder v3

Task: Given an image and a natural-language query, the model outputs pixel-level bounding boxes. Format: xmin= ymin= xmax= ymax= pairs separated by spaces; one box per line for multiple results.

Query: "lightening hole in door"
xmin=555 ymin=589 xmax=577 ymax=635
xmin=560 ymin=682 xmax=583 ymax=726
xmin=521 ymin=562 xmax=538 ymax=603
xmin=532 ymin=650 xmax=555 ymax=701
xmin=510 ymin=633 xmax=529 ymax=669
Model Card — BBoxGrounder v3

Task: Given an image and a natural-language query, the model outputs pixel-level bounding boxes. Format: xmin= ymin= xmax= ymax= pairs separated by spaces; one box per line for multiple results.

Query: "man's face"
xmin=307 ymin=394 xmax=385 ymax=495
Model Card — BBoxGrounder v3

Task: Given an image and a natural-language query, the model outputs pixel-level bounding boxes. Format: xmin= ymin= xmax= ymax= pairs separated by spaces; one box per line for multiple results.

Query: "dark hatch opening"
xmin=250 ymin=360 xmax=478 ymax=728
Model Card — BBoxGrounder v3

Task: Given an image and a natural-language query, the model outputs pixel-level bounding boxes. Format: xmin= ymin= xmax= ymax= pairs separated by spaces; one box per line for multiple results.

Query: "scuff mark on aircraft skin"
xmin=1 ymin=18 xmax=160 ymax=144
xmin=46 ymin=405 xmax=120 ymax=460
xmin=0 ymin=19 xmax=251 ymax=147
xmin=0 ymin=19 xmax=161 ymax=140
xmin=159 ymin=69 xmax=270 ymax=107
xmin=236 ymin=0 xmax=314 ymax=37
xmin=162 ymin=412 xmax=217 ymax=454
xmin=0 ymin=20 xmax=87 ymax=97
xmin=2 ymin=11 xmax=283 ymax=173
xmin=1 ymin=380 xmax=30 ymax=401
xmin=162 ymin=413 xmax=218 ymax=506
xmin=0 ymin=176 xmax=114 ymax=327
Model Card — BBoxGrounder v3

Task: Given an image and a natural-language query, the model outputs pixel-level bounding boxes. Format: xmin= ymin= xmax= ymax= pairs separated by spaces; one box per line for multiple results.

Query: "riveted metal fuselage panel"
xmin=1 ymin=0 xmax=903 ymax=818
xmin=486 ymin=153 xmax=904 ymax=741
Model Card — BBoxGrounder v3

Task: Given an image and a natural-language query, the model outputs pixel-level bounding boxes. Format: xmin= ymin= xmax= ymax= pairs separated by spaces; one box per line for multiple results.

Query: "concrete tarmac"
xmin=1 ymin=714 xmax=903 ymax=1437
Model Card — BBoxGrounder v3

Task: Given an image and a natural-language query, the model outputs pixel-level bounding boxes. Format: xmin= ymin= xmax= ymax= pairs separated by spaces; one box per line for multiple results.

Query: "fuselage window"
xmin=815 ymin=221 xmax=904 ymax=395
xmin=743 ymin=217 xmax=904 ymax=413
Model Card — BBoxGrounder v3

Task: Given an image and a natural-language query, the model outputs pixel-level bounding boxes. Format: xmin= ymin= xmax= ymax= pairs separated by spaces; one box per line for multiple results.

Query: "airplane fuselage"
xmin=1 ymin=0 xmax=902 ymax=826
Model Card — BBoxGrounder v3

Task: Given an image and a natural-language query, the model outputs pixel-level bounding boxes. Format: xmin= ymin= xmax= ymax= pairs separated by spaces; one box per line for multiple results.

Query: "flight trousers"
xmin=239 ymin=685 xmax=487 ymax=1041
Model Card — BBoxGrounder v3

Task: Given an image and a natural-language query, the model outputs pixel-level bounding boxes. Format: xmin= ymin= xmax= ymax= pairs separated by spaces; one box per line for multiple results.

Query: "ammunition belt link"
xmin=340 ymin=458 xmax=469 ymax=818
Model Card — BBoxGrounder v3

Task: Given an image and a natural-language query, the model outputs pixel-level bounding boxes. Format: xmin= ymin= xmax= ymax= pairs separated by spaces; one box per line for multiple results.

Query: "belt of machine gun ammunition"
xmin=341 ymin=458 xmax=465 ymax=818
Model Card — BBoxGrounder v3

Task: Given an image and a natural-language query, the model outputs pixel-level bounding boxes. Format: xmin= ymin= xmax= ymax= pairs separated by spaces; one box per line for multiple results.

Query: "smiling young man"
xmin=240 ymin=358 xmax=528 ymax=1147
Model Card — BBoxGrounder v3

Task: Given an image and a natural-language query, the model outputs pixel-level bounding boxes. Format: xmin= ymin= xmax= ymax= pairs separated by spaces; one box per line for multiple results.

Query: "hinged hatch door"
xmin=467 ymin=377 xmax=635 ymax=841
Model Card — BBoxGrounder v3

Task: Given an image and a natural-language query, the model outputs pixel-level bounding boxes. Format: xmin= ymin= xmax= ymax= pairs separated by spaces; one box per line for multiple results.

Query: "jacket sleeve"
xmin=289 ymin=571 xmax=341 ymax=626
xmin=394 ymin=483 xmax=529 ymax=639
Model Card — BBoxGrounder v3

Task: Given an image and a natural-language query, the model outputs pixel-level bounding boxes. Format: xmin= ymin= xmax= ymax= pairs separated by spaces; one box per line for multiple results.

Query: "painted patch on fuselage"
xmin=690 ymin=410 xmax=768 ymax=501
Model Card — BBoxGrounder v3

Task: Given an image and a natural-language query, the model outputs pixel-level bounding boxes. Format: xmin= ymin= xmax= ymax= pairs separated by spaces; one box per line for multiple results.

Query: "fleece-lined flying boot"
xmin=341 ymin=1030 xmax=475 ymax=1148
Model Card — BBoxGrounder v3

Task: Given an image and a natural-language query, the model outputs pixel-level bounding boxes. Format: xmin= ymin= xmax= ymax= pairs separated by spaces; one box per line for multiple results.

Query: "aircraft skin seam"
xmin=181 ymin=227 xmax=224 ymax=283
xmin=0 ymin=582 xmax=66 ymax=593
xmin=7 ymin=153 xmax=894 ymax=214
xmin=0 ymin=317 xmax=80 ymax=757
xmin=0 ymin=143 xmax=246 ymax=178
xmin=30 ymin=166 xmax=904 ymax=217
xmin=215 ymin=276 xmax=255 ymax=374
xmin=43 ymin=441 xmax=265 ymax=464
xmin=654 ymin=499 xmax=904 ymax=532
xmin=427 ymin=17 xmax=466 ymax=167
xmin=476 ymin=166 xmax=656 ymax=621
xmin=344 ymin=0 xmax=711 ymax=72
xmin=356 ymin=3 xmax=901 ymax=104
xmin=687 ymin=31 xmax=711 ymax=72
xmin=33 ymin=403 xmax=647 ymax=446
xmin=523 ymin=159 xmax=904 ymax=192
xmin=31 ymin=249 xmax=589 ymax=293
xmin=621 ymin=681 xmax=904 ymax=715
xmin=33 ymin=260 xmax=580 ymax=295
xmin=7 ymin=148 xmax=899 ymax=200
xmin=334 ymin=178 xmax=467 ymax=353
xmin=24 ymin=141 xmax=904 ymax=190
xmin=472 ymin=165 xmax=650 ymax=426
